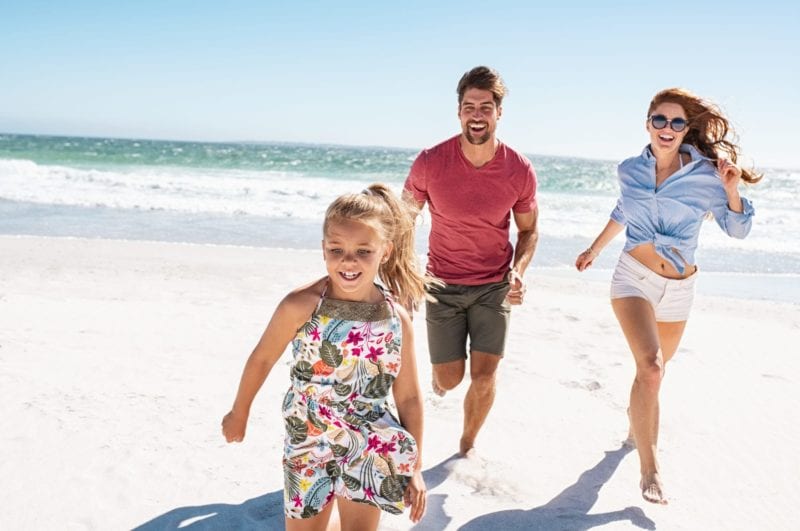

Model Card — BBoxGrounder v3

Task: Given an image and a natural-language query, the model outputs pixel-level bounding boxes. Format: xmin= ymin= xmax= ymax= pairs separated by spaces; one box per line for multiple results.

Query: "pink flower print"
xmin=346 ymin=331 xmax=363 ymax=346
xmin=386 ymin=361 xmax=399 ymax=373
xmin=325 ymin=490 xmax=335 ymax=504
xmin=364 ymin=487 xmax=375 ymax=500
xmin=310 ymin=327 xmax=321 ymax=341
xmin=318 ymin=406 xmax=332 ymax=419
xmin=292 ymin=494 xmax=303 ymax=507
xmin=379 ymin=441 xmax=397 ymax=456
xmin=351 ymin=347 xmax=361 ymax=357
xmin=367 ymin=435 xmax=381 ymax=452
xmin=384 ymin=332 xmax=393 ymax=343
xmin=366 ymin=345 xmax=384 ymax=362
xmin=398 ymin=463 xmax=410 ymax=473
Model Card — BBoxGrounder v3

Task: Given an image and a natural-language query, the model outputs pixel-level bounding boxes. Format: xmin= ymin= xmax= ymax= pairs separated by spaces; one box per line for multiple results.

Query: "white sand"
xmin=1 ymin=235 xmax=797 ymax=530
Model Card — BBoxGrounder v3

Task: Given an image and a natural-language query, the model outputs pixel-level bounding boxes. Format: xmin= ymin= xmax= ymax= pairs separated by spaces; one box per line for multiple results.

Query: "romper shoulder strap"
xmin=314 ymin=278 xmax=329 ymax=314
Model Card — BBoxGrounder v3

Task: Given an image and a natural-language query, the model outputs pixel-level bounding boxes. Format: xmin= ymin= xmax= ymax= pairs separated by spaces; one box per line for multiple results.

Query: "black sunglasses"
xmin=649 ymin=114 xmax=688 ymax=132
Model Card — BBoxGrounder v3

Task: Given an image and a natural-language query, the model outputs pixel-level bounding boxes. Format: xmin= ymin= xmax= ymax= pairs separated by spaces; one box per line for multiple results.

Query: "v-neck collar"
xmin=457 ymin=136 xmax=502 ymax=170
xmin=643 ymin=143 xmax=707 ymax=191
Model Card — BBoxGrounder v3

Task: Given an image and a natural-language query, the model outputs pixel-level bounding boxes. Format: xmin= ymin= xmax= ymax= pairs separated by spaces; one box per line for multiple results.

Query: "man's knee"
xmin=433 ymin=362 xmax=466 ymax=390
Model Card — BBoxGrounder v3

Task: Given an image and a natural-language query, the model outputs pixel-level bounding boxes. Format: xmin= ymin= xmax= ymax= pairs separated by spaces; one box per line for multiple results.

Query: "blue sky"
xmin=1 ymin=1 xmax=798 ymax=168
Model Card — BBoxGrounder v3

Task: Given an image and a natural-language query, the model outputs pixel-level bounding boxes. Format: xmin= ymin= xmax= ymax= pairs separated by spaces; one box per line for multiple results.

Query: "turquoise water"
xmin=1 ymin=133 xmax=797 ymax=301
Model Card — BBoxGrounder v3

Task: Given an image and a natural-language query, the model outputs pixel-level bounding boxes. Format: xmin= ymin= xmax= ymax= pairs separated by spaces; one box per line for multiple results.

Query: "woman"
xmin=575 ymin=88 xmax=760 ymax=505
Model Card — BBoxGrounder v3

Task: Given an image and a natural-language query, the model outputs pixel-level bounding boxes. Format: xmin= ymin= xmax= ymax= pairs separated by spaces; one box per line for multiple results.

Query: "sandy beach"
xmin=1 ymin=234 xmax=797 ymax=530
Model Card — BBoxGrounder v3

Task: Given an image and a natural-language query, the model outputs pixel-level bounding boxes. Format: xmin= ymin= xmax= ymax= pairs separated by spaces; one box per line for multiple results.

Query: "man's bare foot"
xmin=432 ymin=377 xmax=446 ymax=397
xmin=459 ymin=437 xmax=475 ymax=457
xmin=640 ymin=473 xmax=668 ymax=505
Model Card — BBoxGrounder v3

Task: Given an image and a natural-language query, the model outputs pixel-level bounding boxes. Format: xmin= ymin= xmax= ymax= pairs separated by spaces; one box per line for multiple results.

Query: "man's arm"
xmin=506 ymin=206 xmax=539 ymax=305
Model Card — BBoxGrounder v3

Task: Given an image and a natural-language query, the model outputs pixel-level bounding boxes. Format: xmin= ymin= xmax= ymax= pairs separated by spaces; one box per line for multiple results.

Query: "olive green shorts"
xmin=425 ymin=279 xmax=511 ymax=364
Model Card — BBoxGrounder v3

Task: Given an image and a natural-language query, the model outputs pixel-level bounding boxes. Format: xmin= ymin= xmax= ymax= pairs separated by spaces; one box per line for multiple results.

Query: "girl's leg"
xmin=612 ymin=296 xmax=667 ymax=504
xmin=336 ymin=497 xmax=382 ymax=531
xmin=285 ymin=500 xmax=336 ymax=531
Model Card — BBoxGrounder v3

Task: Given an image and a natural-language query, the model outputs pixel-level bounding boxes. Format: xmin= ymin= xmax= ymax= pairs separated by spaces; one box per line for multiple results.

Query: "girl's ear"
xmin=381 ymin=241 xmax=394 ymax=264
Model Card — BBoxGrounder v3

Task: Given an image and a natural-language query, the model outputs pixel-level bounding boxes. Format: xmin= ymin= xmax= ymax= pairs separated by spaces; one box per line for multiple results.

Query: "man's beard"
xmin=464 ymin=125 xmax=491 ymax=145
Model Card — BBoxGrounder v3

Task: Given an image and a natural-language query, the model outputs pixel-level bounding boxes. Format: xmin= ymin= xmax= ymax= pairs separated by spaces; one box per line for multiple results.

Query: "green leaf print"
xmin=362 ymin=373 xmax=395 ymax=399
xmin=380 ymin=503 xmax=403 ymax=515
xmin=285 ymin=465 xmax=302 ymax=498
xmin=301 ymin=315 xmax=320 ymax=335
xmin=307 ymin=409 xmax=326 ymax=432
xmin=351 ymin=399 xmax=370 ymax=411
xmin=380 ymin=475 xmax=408 ymax=503
xmin=285 ymin=416 xmax=308 ymax=444
xmin=333 ymin=383 xmax=352 ymax=396
xmin=342 ymin=473 xmax=362 ymax=491
xmin=319 ymin=340 xmax=343 ymax=367
xmin=331 ymin=400 xmax=349 ymax=412
xmin=386 ymin=338 xmax=401 ymax=355
xmin=362 ymin=410 xmax=382 ymax=423
xmin=331 ymin=444 xmax=349 ymax=458
xmin=344 ymin=414 xmax=367 ymax=427
xmin=292 ymin=361 xmax=313 ymax=382
xmin=301 ymin=505 xmax=319 ymax=519
xmin=282 ymin=390 xmax=294 ymax=411
xmin=398 ymin=436 xmax=414 ymax=453
xmin=325 ymin=460 xmax=342 ymax=478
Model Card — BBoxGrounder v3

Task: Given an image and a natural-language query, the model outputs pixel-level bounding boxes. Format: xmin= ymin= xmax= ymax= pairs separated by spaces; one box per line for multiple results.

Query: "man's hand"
xmin=505 ymin=269 xmax=526 ymax=305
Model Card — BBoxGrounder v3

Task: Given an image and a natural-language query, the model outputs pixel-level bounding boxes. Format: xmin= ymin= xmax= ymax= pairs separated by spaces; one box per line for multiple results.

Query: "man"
xmin=403 ymin=65 xmax=539 ymax=456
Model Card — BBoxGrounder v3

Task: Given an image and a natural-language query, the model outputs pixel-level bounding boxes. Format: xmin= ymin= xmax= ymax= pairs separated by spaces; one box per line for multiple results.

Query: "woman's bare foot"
xmin=640 ymin=472 xmax=668 ymax=505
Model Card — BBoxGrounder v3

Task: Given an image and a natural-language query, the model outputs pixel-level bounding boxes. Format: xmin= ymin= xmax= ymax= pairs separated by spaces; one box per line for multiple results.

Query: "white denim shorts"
xmin=610 ymin=252 xmax=697 ymax=322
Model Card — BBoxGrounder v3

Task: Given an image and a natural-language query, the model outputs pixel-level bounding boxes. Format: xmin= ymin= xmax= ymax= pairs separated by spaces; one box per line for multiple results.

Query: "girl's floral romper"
xmin=282 ymin=283 xmax=418 ymax=519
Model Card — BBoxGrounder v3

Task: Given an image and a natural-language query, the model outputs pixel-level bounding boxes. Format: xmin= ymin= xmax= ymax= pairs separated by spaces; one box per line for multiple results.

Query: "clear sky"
xmin=1 ymin=0 xmax=798 ymax=168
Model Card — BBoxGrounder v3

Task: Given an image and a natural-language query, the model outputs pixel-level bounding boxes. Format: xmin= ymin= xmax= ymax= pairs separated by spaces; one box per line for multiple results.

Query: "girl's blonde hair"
xmin=323 ymin=183 xmax=438 ymax=307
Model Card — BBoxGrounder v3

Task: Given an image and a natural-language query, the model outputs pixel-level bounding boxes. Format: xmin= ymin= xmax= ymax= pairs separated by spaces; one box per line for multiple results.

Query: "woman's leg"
xmin=653 ymin=320 xmax=688 ymax=448
xmin=625 ymin=319 xmax=689 ymax=444
xmin=612 ymin=296 xmax=668 ymax=504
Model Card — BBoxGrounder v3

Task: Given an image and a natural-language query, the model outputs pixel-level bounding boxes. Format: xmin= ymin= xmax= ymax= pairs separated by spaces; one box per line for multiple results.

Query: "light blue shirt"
xmin=610 ymin=144 xmax=755 ymax=274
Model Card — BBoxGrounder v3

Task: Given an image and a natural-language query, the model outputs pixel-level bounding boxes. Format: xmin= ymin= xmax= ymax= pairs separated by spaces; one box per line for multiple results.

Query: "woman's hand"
xmin=404 ymin=469 xmax=427 ymax=523
xmin=575 ymin=248 xmax=597 ymax=272
xmin=717 ymin=158 xmax=742 ymax=192
xmin=221 ymin=409 xmax=248 ymax=443
xmin=717 ymin=159 xmax=745 ymax=212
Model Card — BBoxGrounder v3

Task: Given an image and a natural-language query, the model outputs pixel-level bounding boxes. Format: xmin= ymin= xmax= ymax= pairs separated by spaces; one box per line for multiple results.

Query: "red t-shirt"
xmin=404 ymin=135 xmax=537 ymax=285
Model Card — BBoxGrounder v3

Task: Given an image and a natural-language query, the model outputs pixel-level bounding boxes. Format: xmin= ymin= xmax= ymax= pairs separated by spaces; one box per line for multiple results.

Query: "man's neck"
xmin=459 ymin=135 xmax=499 ymax=169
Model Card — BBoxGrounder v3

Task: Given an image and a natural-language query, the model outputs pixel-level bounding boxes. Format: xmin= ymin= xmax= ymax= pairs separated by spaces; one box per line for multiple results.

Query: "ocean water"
xmin=1 ymin=133 xmax=797 ymax=302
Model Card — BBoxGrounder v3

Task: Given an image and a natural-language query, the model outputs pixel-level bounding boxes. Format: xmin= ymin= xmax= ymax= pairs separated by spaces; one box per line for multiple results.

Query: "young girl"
xmin=222 ymin=183 xmax=429 ymax=530
xmin=575 ymin=88 xmax=760 ymax=505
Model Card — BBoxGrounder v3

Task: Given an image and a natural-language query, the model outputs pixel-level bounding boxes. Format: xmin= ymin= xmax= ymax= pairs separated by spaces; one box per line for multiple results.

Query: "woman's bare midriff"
xmin=628 ymin=243 xmax=698 ymax=279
